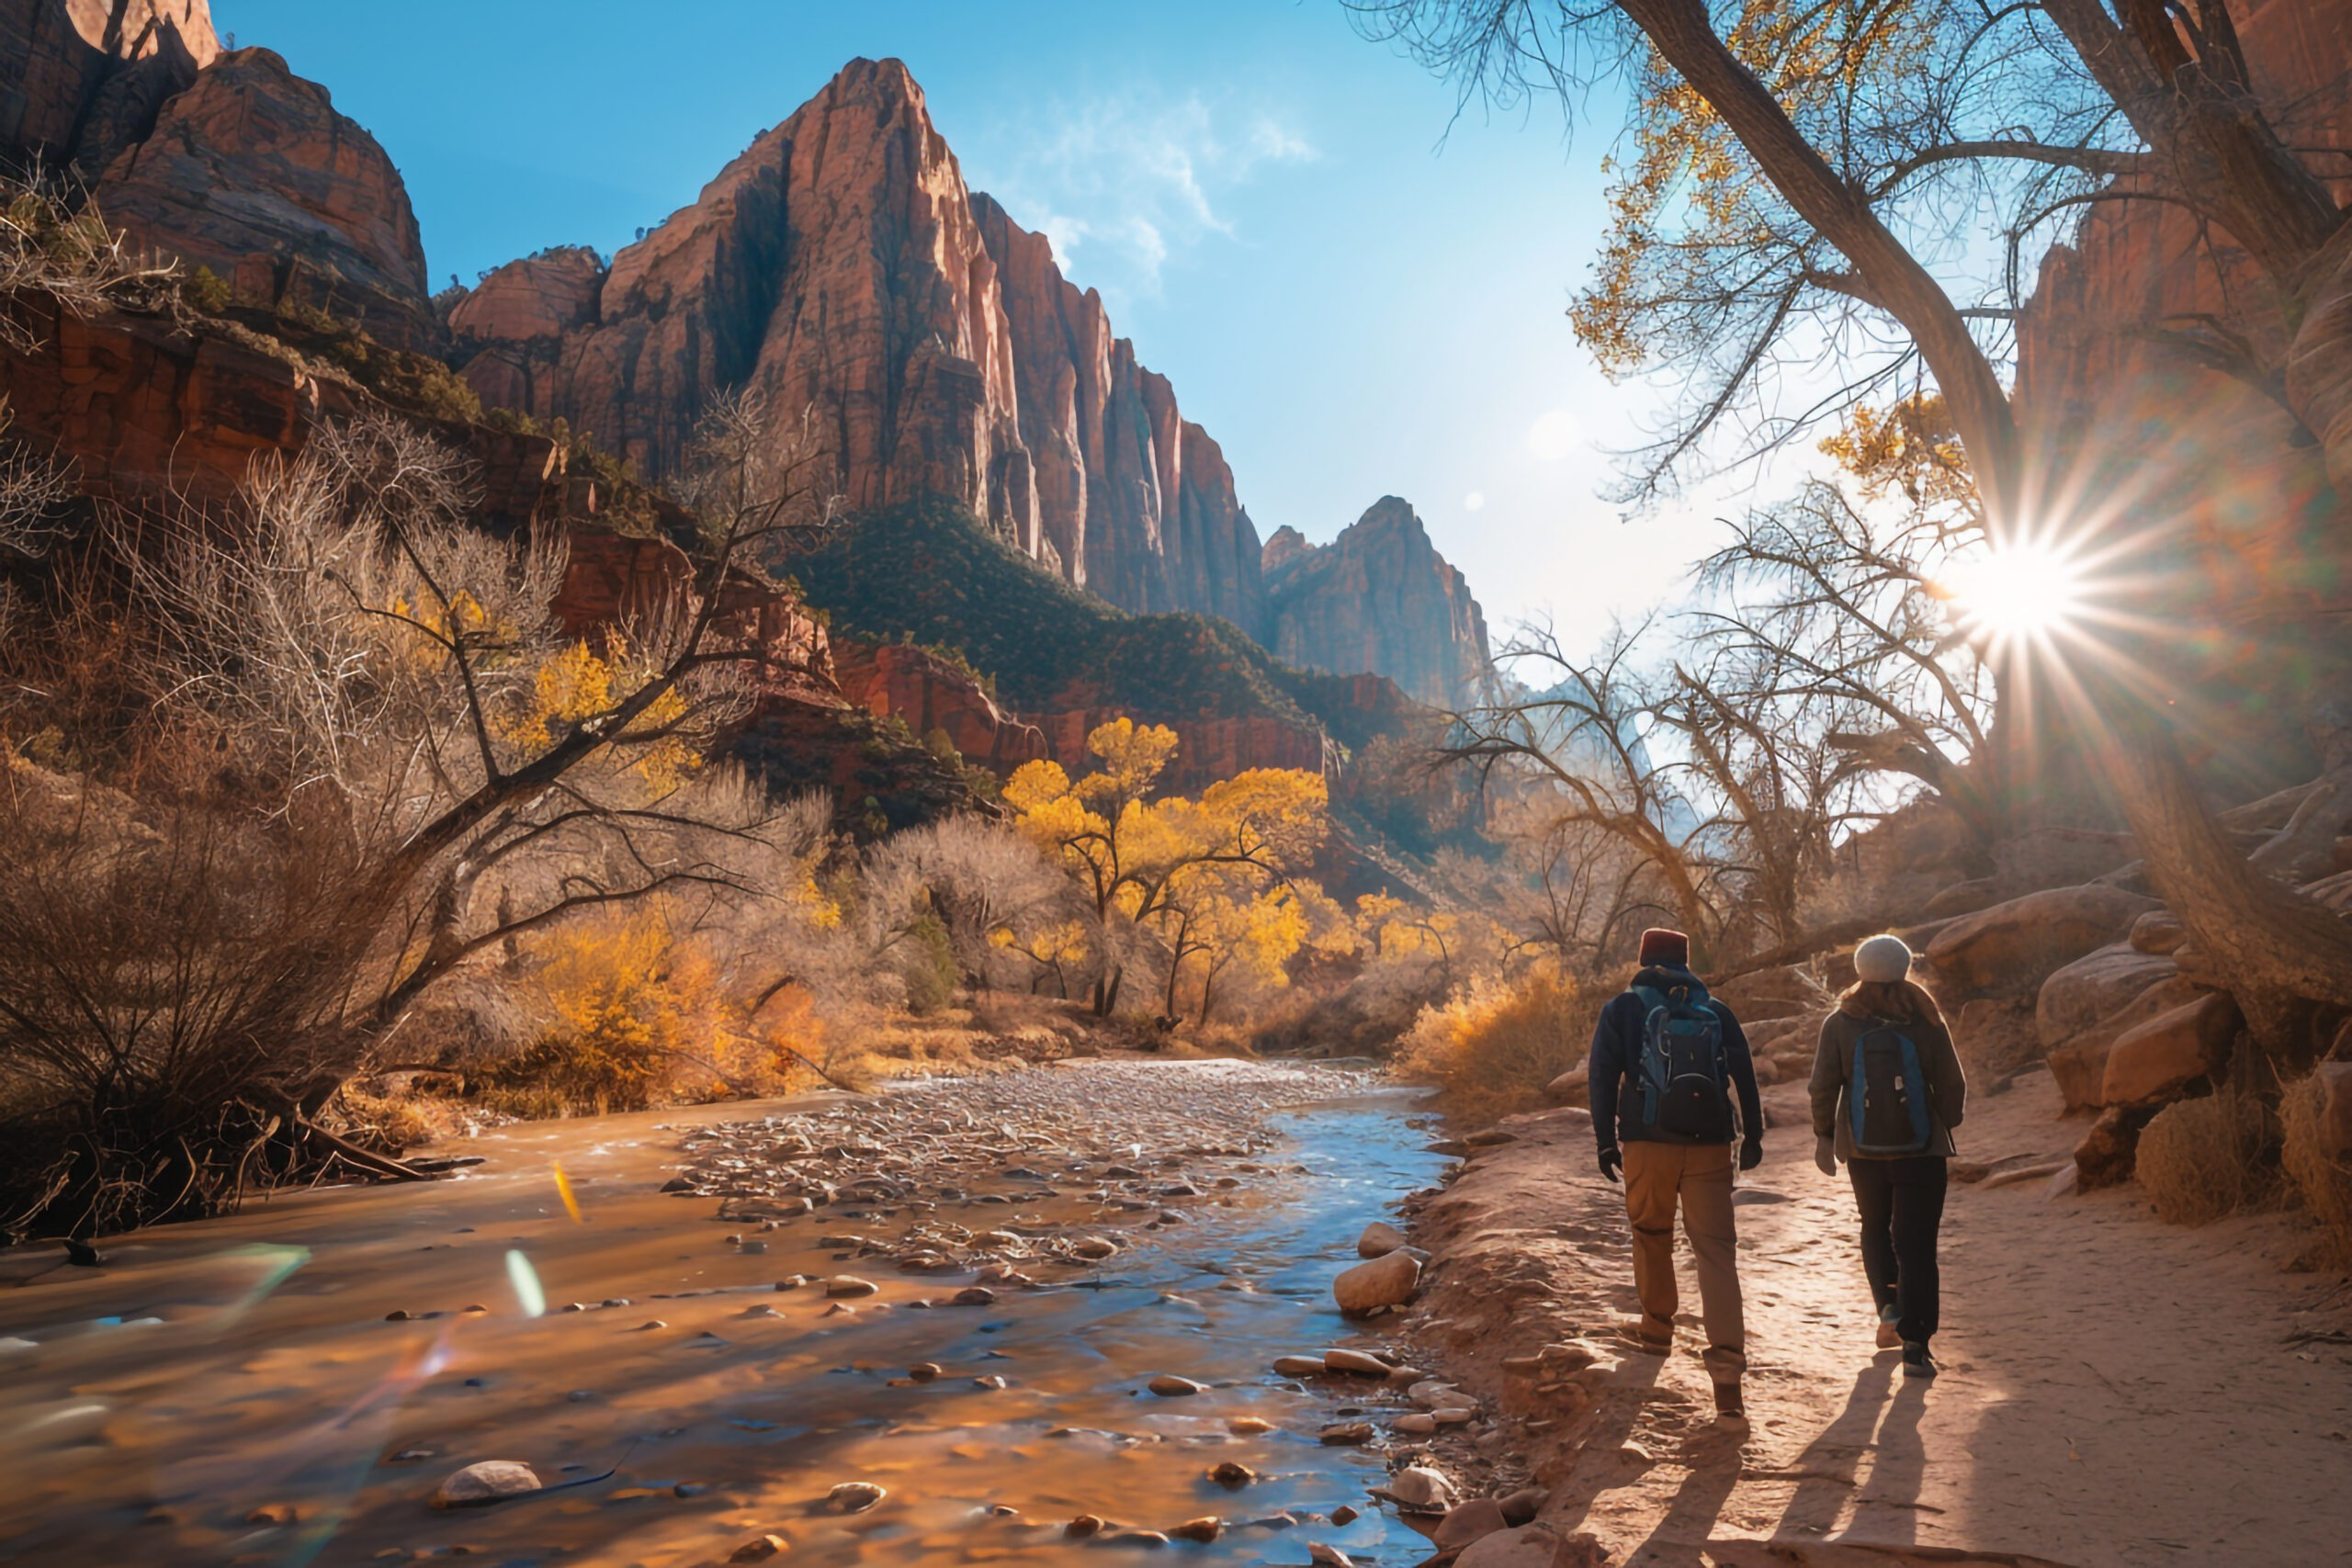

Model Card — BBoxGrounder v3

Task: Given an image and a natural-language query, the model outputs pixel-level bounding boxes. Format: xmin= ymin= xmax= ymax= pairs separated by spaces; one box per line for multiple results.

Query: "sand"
xmin=1398 ymin=1067 xmax=2352 ymax=1567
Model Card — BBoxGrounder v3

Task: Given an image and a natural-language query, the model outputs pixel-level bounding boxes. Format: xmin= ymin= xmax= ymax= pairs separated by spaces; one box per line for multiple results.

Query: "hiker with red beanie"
xmin=1588 ymin=927 xmax=1765 ymax=1418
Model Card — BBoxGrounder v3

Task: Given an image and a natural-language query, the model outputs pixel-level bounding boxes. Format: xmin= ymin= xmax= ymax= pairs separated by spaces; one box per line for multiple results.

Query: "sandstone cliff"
xmin=1262 ymin=498 xmax=1492 ymax=707
xmin=447 ymin=59 xmax=1269 ymax=632
xmin=0 ymin=0 xmax=217 ymax=176
xmin=91 ymin=45 xmax=438 ymax=353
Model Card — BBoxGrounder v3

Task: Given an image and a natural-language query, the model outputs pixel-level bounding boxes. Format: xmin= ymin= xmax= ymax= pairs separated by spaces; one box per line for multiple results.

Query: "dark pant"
xmin=1849 ymin=1155 xmax=1948 ymax=1347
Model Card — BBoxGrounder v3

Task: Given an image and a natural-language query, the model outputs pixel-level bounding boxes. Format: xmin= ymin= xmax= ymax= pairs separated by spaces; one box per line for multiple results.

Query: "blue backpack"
xmin=1849 ymin=1022 xmax=1933 ymax=1155
xmin=1632 ymin=980 xmax=1735 ymax=1143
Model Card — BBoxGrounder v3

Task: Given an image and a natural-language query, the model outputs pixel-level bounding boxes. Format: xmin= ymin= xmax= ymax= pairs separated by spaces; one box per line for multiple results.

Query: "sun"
xmin=1942 ymin=540 xmax=2086 ymax=643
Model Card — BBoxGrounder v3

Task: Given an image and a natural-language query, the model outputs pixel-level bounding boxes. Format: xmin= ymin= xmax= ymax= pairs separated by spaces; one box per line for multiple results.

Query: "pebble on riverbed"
xmin=826 ymin=1482 xmax=887 ymax=1513
xmin=729 ymin=1535 xmax=788 ymax=1562
xmin=1148 ymin=1374 xmax=1207 ymax=1396
xmin=431 ymin=1461 xmax=541 ymax=1508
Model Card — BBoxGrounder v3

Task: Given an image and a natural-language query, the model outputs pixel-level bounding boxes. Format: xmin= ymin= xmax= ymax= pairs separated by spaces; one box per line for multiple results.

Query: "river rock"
xmin=951 ymin=1286 xmax=998 ymax=1306
xmin=1066 ymin=1516 xmax=1105 ymax=1538
xmin=1330 ymin=1505 xmax=1360 ymax=1526
xmin=1071 ymin=1236 xmax=1120 ymax=1259
xmin=1435 ymin=1499 xmax=1510 ymax=1550
xmin=1309 ymin=1545 xmax=1356 ymax=1568
xmin=1332 ymin=1251 xmax=1419 ymax=1315
xmin=827 ymin=1482 xmax=887 ymax=1513
xmin=1273 ymin=1355 xmax=1327 ymax=1377
xmin=1323 ymin=1348 xmax=1392 ymax=1375
xmin=1356 ymin=1221 xmax=1408 ymax=1258
xmin=1228 ymin=1416 xmax=1276 ymax=1435
xmin=1373 ymin=1467 xmax=1458 ymax=1513
xmin=730 ymin=1535 xmax=789 ymax=1562
xmin=824 ymin=1276 xmax=878 ymax=1298
xmin=909 ymin=1362 xmax=941 ymax=1382
xmin=1148 ymin=1374 xmax=1208 ymax=1397
xmin=1169 ymin=1517 xmax=1223 ymax=1542
xmin=1392 ymin=1412 xmax=1438 ymax=1435
xmin=432 ymin=1461 xmax=542 ymax=1508
xmin=1498 ymin=1488 xmax=1549 ymax=1527
xmin=1103 ymin=1530 xmax=1170 ymax=1547
xmin=1209 ymin=1461 xmax=1256 ymax=1488
xmin=1319 ymin=1422 xmax=1374 ymax=1445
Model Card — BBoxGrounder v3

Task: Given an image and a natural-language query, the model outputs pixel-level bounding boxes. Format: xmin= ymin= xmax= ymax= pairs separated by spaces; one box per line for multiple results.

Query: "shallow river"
xmin=0 ymin=1066 xmax=1451 ymax=1568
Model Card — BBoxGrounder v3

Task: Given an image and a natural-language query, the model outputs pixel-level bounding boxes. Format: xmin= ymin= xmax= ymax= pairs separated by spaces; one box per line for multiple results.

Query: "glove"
xmin=1598 ymin=1145 xmax=1623 ymax=1184
xmin=1739 ymin=1134 xmax=1764 ymax=1172
xmin=1814 ymin=1135 xmax=1838 ymax=1177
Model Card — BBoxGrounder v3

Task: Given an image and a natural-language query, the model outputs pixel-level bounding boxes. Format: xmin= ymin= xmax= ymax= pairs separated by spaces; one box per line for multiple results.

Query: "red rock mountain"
xmin=1261 ymin=497 xmax=1492 ymax=708
xmin=0 ymin=0 xmax=217 ymax=176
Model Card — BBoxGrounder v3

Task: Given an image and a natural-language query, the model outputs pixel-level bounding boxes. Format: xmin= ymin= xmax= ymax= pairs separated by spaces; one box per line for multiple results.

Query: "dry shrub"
xmin=2281 ymin=1073 xmax=2352 ymax=1265
xmin=1396 ymin=966 xmax=1587 ymax=1122
xmin=2136 ymin=1091 xmax=2269 ymax=1226
xmin=492 ymin=904 xmax=729 ymax=1114
xmin=322 ymin=1086 xmax=433 ymax=1155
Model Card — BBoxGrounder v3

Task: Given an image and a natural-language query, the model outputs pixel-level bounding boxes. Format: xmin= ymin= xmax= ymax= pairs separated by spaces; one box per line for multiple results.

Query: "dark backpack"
xmin=1849 ymin=1022 xmax=1934 ymax=1156
xmin=1632 ymin=980 xmax=1735 ymax=1143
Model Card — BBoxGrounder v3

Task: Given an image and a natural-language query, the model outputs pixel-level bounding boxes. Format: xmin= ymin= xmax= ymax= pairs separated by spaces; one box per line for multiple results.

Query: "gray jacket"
xmin=1809 ymin=1009 xmax=1967 ymax=1160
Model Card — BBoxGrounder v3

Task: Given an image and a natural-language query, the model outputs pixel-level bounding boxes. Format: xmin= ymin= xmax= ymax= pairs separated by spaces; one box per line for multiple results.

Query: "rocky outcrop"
xmin=92 ymin=47 xmax=436 ymax=352
xmin=448 ymin=59 xmax=1274 ymax=633
xmin=1262 ymin=498 xmax=1491 ymax=706
xmin=831 ymin=639 xmax=1046 ymax=771
xmin=0 ymin=0 xmax=218 ymax=175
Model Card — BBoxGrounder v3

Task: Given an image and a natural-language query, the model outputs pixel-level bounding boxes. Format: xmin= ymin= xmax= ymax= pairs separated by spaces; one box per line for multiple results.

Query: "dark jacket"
xmin=1809 ymin=1007 xmax=1967 ymax=1158
xmin=1589 ymin=965 xmax=1763 ymax=1153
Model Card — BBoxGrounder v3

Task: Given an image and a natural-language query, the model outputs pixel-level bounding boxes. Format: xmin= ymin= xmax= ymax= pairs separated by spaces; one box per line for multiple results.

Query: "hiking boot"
xmin=1712 ymin=1381 xmax=1746 ymax=1419
xmin=1876 ymin=1303 xmax=1902 ymax=1350
xmin=1611 ymin=1322 xmax=1673 ymax=1356
xmin=1901 ymin=1340 xmax=1938 ymax=1379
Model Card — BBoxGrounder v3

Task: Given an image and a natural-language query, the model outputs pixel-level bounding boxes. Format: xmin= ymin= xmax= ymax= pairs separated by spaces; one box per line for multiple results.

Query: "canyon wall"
xmin=1262 ymin=497 xmax=1491 ymax=708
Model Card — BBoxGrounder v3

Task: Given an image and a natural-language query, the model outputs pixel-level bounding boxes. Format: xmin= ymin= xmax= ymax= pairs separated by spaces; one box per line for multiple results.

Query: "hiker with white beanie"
xmin=1808 ymin=932 xmax=1968 ymax=1379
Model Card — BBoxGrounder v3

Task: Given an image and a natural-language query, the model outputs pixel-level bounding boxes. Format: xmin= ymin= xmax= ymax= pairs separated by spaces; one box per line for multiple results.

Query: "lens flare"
xmin=1941 ymin=541 xmax=2086 ymax=643
xmin=552 ymin=1161 xmax=584 ymax=1224
xmin=505 ymin=1249 xmax=546 ymax=1317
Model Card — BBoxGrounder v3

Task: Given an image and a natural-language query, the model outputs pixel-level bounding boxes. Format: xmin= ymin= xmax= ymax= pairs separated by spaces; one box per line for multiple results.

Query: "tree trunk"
xmin=1617 ymin=0 xmax=2025 ymax=535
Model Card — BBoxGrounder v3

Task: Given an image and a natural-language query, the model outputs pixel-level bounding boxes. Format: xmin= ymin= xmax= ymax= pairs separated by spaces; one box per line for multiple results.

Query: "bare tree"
xmin=0 ymin=396 xmax=838 ymax=1237
xmin=1356 ymin=0 xmax=2352 ymax=1045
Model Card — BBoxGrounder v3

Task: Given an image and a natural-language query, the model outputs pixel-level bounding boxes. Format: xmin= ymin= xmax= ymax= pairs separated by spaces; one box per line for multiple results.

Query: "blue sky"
xmin=217 ymin=0 xmax=1747 ymax=642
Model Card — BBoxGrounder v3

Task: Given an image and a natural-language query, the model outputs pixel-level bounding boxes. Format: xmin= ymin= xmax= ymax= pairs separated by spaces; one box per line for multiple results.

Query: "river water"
xmin=0 ymin=1066 xmax=1452 ymax=1568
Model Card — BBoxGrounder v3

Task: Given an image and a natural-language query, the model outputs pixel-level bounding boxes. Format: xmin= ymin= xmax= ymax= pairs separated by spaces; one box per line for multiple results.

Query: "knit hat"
xmin=1854 ymin=933 xmax=1914 ymax=984
xmin=1637 ymin=928 xmax=1690 ymax=968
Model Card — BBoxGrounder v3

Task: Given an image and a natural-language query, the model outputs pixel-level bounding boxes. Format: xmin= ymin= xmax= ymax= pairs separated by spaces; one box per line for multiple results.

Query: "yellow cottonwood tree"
xmin=1005 ymin=717 xmax=1327 ymax=1016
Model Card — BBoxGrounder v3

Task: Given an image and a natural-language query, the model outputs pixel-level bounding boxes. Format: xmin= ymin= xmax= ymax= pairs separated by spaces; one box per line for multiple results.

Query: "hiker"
xmin=1589 ymin=926 xmax=1764 ymax=1418
xmin=1809 ymin=933 xmax=1967 ymax=1381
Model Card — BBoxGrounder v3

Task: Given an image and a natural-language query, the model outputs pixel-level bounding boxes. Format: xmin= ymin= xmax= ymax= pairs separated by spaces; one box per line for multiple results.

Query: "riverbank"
xmin=1392 ymin=1068 xmax=2352 ymax=1568
xmin=0 ymin=1060 xmax=1463 ymax=1567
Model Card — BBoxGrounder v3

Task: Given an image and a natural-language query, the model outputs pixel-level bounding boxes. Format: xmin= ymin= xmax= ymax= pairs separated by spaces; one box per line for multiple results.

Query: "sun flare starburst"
xmin=1940 ymin=540 xmax=2087 ymax=645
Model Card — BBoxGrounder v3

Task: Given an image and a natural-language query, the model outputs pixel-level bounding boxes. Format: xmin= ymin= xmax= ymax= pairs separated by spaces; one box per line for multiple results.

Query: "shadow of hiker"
xmin=1840 ymin=1373 xmax=1932 ymax=1546
xmin=1529 ymin=1351 xmax=1668 ymax=1533
xmin=1772 ymin=1359 xmax=1899 ymax=1540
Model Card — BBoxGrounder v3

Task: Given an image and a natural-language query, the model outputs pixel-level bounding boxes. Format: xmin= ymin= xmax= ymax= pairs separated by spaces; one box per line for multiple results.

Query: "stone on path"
xmin=1434 ymin=1499 xmax=1510 ymax=1550
xmin=1332 ymin=1250 xmax=1419 ymax=1315
xmin=1356 ymin=1221 xmax=1407 ymax=1258
xmin=432 ymin=1461 xmax=542 ymax=1508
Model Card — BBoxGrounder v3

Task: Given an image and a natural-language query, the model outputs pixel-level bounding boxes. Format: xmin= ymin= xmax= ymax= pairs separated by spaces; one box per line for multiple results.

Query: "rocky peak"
xmin=1261 ymin=525 xmax=1312 ymax=573
xmin=448 ymin=246 xmax=604 ymax=342
xmin=0 ymin=0 xmax=219 ymax=175
xmin=1264 ymin=496 xmax=1491 ymax=707
xmin=93 ymin=45 xmax=436 ymax=351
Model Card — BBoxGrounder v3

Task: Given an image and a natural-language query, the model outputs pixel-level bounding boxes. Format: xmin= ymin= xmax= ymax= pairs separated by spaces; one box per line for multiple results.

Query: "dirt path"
xmin=1401 ymin=1068 xmax=2352 ymax=1568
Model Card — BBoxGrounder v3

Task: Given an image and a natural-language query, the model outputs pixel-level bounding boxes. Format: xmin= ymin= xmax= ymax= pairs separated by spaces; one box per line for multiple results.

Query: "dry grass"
xmin=1395 ymin=966 xmax=1589 ymax=1123
xmin=2281 ymin=1072 xmax=2352 ymax=1266
xmin=2135 ymin=1091 xmax=2270 ymax=1226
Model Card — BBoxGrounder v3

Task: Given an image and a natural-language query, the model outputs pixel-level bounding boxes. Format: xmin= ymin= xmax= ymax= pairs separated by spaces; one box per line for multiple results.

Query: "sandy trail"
xmin=1402 ymin=1067 xmax=2352 ymax=1568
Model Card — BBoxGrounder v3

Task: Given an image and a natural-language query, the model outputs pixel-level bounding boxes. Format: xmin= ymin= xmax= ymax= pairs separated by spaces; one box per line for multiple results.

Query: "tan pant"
xmin=1623 ymin=1140 xmax=1747 ymax=1382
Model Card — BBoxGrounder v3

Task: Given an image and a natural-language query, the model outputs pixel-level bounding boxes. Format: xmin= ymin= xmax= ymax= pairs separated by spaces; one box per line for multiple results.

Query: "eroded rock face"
xmin=0 ymin=0 xmax=219 ymax=175
xmin=93 ymin=47 xmax=436 ymax=351
xmin=454 ymin=59 xmax=1275 ymax=633
xmin=1262 ymin=500 xmax=1492 ymax=707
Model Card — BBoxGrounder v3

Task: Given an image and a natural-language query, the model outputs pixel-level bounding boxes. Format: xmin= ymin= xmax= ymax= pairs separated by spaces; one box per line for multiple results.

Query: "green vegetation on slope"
xmin=794 ymin=491 xmax=1412 ymax=752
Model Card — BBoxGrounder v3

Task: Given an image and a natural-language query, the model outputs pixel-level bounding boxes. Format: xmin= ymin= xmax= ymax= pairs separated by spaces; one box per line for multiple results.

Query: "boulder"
xmin=1332 ymin=1249 xmax=1419 ymax=1315
xmin=2101 ymin=994 xmax=2242 ymax=1107
xmin=1433 ymin=1499 xmax=1511 ymax=1551
xmin=2129 ymin=908 xmax=2187 ymax=955
xmin=2074 ymin=1104 xmax=2154 ymax=1190
xmin=1372 ymin=1467 xmax=1458 ymax=1513
xmin=1544 ymin=1066 xmax=1589 ymax=1107
xmin=1356 ymin=1221 xmax=1408 ymax=1258
xmin=1922 ymin=877 xmax=2004 ymax=919
xmin=1454 ymin=1525 xmax=1587 ymax=1568
xmin=2311 ymin=1062 xmax=2352 ymax=1158
xmin=432 ymin=1461 xmax=542 ymax=1508
xmin=1923 ymin=886 xmax=2159 ymax=995
xmin=2037 ymin=944 xmax=2181 ymax=1049
xmin=1955 ymin=995 xmax=2042 ymax=1082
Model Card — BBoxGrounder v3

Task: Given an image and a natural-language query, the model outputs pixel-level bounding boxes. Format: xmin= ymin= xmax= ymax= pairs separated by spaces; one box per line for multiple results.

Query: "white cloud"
xmin=1463 ymin=490 xmax=1486 ymax=512
xmin=1526 ymin=407 xmax=1583 ymax=462
xmin=975 ymin=91 xmax=1317 ymax=300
